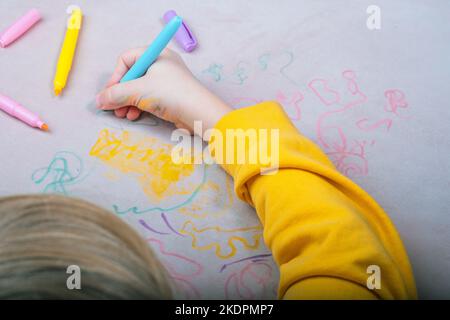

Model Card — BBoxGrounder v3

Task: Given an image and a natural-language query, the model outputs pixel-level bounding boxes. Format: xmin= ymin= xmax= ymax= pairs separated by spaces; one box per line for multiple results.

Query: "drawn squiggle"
xmin=170 ymin=277 xmax=201 ymax=299
xmin=309 ymin=70 xmax=369 ymax=176
xmin=308 ymin=79 xmax=340 ymax=106
xmin=230 ymin=90 xmax=303 ymax=121
xmin=139 ymin=219 xmax=170 ymax=235
xmin=279 ymin=51 xmax=297 ymax=85
xmin=178 ymin=174 xmax=234 ymax=219
xmin=314 ymin=70 xmax=368 ymax=148
xmin=220 ymin=253 xmax=272 ymax=272
xmin=202 ymin=63 xmax=224 ymax=82
xmin=232 ymin=61 xmax=251 ymax=85
xmin=356 ymin=90 xmax=409 ymax=133
xmin=147 ymin=238 xmax=203 ymax=299
xmin=139 ymin=213 xmax=185 ymax=236
xmin=202 ymin=50 xmax=297 ymax=86
xmin=356 ymin=118 xmax=393 ymax=131
xmin=148 ymin=238 xmax=204 ymax=278
xmin=31 ymin=151 xmax=86 ymax=194
xmin=90 ymin=129 xmax=195 ymax=201
xmin=161 ymin=212 xmax=185 ymax=237
xmin=258 ymin=53 xmax=270 ymax=70
xmin=224 ymin=261 xmax=275 ymax=300
xmin=384 ymin=89 xmax=409 ymax=118
xmin=326 ymin=140 xmax=370 ymax=176
xmin=113 ymin=165 xmax=209 ymax=215
xmin=275 ymin=90 xmax=303 ymax=120
xmin=180 ymin=221 xmax=263 ymax=259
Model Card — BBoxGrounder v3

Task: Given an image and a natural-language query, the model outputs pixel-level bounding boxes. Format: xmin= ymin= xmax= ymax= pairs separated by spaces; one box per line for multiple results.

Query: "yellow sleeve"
xmin=211 ymin=101 xmax=417 ymax=299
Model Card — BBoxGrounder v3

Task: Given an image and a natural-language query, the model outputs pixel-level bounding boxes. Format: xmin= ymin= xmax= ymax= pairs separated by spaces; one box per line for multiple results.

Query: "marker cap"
xmin=0 ymin=8 xmax=41 ymax=48
xmin=163 ymin=10 xmax=197 ymax=52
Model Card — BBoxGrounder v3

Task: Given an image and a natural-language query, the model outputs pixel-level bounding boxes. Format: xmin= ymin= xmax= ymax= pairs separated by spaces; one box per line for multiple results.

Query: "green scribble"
xmin=31 ymin=151 xmax=85 ymax=195
xmin=258 ymin=53 xmax=271 ymax=70
xmin=232 ymin=61 xmax=250 ymax=85
xmin=279 ymin=51 xmax=297 ymax=85
xmin=202 ymin=63 xmax=224 ymax=82
xmin=113 ymin=164 xmax=209 ymax=215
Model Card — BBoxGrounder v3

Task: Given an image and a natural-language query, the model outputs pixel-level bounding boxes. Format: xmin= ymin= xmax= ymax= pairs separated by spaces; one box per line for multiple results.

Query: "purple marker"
xmin=163 ymin=10 xmax=197 ymax=52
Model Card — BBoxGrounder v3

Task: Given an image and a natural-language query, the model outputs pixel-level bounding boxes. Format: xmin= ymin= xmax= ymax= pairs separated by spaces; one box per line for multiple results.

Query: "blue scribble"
xmin=202 ymin=63 xmax=224 ymax=82
xmin=279 ymin=51 xmax=297 ymax=85
xmin=31 ymin=151 xmax=85 ymax=195
xmin=232 ymin=61 xmax=250 ymax=85
xmin=201 ymin=50 xmax=296 ymax=86
xmin=113 ymin=164 xmax=209 ymax=215
xmin=258 ymin=53 xmax=271 ymax=70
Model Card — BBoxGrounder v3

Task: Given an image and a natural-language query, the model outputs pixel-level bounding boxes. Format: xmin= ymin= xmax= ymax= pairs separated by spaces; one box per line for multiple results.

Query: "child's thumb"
xmin=96 ymin=82 xmax=137 ymax=110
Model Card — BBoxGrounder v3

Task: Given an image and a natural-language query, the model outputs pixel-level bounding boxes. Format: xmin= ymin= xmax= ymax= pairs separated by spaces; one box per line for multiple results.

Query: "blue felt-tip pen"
xmin=120 ymin=16 xmax=183 ymax=83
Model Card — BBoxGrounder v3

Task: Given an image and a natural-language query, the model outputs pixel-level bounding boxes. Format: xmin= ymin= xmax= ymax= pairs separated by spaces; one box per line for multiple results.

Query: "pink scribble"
xmin=224 ymin=261 xmax=275 ymax=300
xmin=327 ymin=140 xmax=370 ymax=176
xmin=309 ymin=70 xmax=369 ymax=177
xmin=356 ymin=118 xmax=393 ymax=132
xmin=148 ymin=238 xmax=203 ymax=278
xmin=308 ymin=79 xmax=340 ymax=106
xmin=147 ymin=238 xmax=203 ymax=298
xmin=170 ymin=277 xmax=201 ymax=299
xmin=275 ymin=91 xmax=303 ymax=120
xmin=384 ymin=89 xmax=410 ymax=118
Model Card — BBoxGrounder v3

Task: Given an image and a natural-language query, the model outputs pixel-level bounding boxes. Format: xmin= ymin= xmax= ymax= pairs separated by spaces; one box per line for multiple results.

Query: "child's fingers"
xmin=175 ymin=121 xmax=194 ymax=135
xmin=126 ymin=107 xmax=142 ymax=121
xmin=106 ymin=47 xmax=147 ymax=87
xmin=96 ymin=81 xmax=139 ymax=110
xmin=114 ymin=107 xmax=129 ymax=118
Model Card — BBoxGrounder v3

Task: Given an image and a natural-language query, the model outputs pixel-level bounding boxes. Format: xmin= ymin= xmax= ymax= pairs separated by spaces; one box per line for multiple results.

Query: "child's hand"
xmin=96 ymin=47 xmax=232 ymax=133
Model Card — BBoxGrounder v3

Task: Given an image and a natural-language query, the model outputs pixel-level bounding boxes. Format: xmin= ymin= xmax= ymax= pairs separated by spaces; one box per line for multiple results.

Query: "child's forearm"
xmin=211 ymin=101 xmax=417 ymax=299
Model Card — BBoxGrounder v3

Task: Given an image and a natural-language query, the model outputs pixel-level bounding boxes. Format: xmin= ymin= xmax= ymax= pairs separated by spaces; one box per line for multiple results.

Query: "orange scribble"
xmin=180 ymin=221 xmax=263 ymax=259
xmin=89 ymin=129 xmax=195 ymax=200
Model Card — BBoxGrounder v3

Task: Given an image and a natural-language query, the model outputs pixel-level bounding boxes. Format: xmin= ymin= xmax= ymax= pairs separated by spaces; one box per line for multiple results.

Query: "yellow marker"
xmin=53 ymin=5 xmax=83 ymax=96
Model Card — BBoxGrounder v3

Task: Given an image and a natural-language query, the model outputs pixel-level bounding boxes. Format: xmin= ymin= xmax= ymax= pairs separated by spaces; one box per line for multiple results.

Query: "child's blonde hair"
xmin=0 ymin=194 xmax=172 ymax=299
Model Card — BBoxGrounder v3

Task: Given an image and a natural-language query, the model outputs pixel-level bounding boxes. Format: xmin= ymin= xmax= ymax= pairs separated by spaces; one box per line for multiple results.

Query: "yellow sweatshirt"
xmin=211 ymin=101 xmax=417 ymax=299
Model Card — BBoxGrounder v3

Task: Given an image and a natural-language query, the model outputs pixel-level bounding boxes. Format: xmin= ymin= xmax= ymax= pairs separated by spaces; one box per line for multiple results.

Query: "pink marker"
xmin=0 ymin=93 xmax=48 ymax=131
xmin=0 ymin=9 xmax=42 ymax=48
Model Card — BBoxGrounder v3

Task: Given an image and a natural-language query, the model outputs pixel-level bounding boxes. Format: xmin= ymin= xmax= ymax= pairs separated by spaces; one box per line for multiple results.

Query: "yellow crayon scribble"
xmin=178 ymin=174 xmax=234 ymax=219
xmin=180 ymin=221 xmax=263 ymax=259
xmin=89 ymin=129 xmax=195 ymax=200
xmin=103 ymin=169 xmax=120 ymax=181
